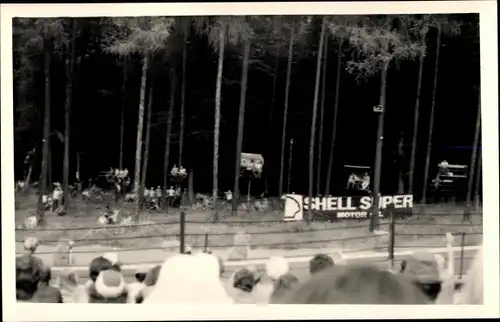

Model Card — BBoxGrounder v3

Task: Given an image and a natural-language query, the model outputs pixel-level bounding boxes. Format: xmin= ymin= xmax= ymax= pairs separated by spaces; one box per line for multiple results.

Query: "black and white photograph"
xmin=2 ymin=1 xmax=499 ymax=320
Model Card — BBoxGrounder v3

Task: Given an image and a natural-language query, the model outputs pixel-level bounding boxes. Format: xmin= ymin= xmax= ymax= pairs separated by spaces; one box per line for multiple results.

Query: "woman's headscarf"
xmin=143 ymin=253 xmax=233 ymax=304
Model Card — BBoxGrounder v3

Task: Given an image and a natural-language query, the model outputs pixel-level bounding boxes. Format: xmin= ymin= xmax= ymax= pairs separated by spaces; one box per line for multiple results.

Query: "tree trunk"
xmin=408 ymin=52 xmax=424 ymax=194
xmin=397 ymin=133 xmax=405 ymax=194
xmin=141 ymin=79 xmax=154 ymax=200
xmin=316 ymin=31 xmax=328 ymax=196
xmin=473 ymin=145 xmax=482 ymax=209
xmin=466 ymin=95 xmax=481 ymax=208
xmin=63 ymin=19 xmax=77 ymax=213
xmin=23 ymin=146 xmax=36 ymax=193
xmin=325 ymin=40 xmax=343 ymax=196
xmin=48 ymin=140 xmax=52 ymax=190
xmin=232 ymin=36 xmax=251 ymax=216
xmin=37 ymin=36 xmax=52 ymax=219
xmin=278 ymin=20 xmax=295 ymax=197
xmin=308 ymin=19 xmax=326 ymax=219
xmin=188 ymin=168 xmax=194 ymax=204
xmin=179 ymin=32 xmax=188 ymax=166
xmin=213 ymin=26 xmax=225 ymax=206
xmin=133 ymin=55 xmax=149 ymax=219
xmin=264 ymin=46 xmax=280 ymax=195
xmin=370 ymin=62 xmax=389 ymax=232
xmin=421 ymin=25 xmax=441 ymax=208
xmin=76 ymin=151 xmax=80 ymax=181
xmin=163 ymin=70 xmax=176 ymax=208
xmin=287 ymin=138 xmax=294 ymax=193
xmin=268 ymin=46 xmax=280 ymax=130
xmin=119 ymin=57 xmax=128 ymax=170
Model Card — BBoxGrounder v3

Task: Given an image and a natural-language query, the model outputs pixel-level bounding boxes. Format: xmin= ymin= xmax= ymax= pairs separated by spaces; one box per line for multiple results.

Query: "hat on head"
xmin=24 ymin=237 xmax=39 ymax=251
xmin=402 ymin=251 xmax=441 ymax=284
xmin=94 ymin=269 xmax=126 ymax=298
xmin=266 ymin=256 xmax=289 ymax=280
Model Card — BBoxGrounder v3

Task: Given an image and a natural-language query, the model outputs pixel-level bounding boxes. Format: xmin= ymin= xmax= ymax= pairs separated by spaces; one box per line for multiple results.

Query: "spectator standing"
xmin=16 ymin=254 xmax=42 ymax=302
xmin=167 ymin=186 xmax=175 ymax=207
xmin=155 ymin=186 xmax=163 ymax=208
xmin=31 ymin=266 xmax=63 ymax=303
xmin=23 ymin=237 xmax=44 ymax=272
xmin=52 ymin=183 xmax=63 ymax=211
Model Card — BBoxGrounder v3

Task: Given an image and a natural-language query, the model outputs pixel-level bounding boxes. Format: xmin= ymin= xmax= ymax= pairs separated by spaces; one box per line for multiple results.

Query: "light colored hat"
xmin=144 ymin=253 xmax=233 ymax=304
xmin=24 ymin=237 xmax=39 ymax=251
xmin=402 ymin=251 xmax=441 ymax=284
xmin=266 ymin=256 xmax=289 ymax=280
xmin=94 ymin=269 xmax=126 ymax=298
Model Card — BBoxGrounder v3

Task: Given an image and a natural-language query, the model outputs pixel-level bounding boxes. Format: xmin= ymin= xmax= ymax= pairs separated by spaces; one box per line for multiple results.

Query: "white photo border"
xmin=1 ymin=1 xmax=498 ymax=320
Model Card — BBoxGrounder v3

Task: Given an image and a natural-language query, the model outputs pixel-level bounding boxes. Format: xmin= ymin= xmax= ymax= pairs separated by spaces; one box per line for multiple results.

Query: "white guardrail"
xmin=50 ymin=245 xmax=481 ymax=273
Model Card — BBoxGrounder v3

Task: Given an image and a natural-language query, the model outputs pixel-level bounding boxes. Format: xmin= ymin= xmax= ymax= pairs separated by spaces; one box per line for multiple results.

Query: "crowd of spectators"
xmin=16 ymin=237 xmax=483 ymax=305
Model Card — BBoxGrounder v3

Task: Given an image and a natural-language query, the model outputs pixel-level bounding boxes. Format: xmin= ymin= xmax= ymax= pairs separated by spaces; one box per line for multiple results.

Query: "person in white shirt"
xmin=254 ymin=161 xmax=263 ymax=173
xmin=155 ymin=186 xmax=163 ymax=208
xmin=179 ymin=166 xmax=187 ymax=176
xmin=123 ymin=168 xmax=129 ymax=178
xmin=347 ymin=173 xmax=357 ymax=189
xmin=439 ymin=160 xmax=450 ymax=176
xmin=143 ymin=188 xmax=150 ymax=204
xmin=225 ymin=190 xmax=233 ymax=202
xmin=52 ymin=184 xmax=63 ymax=211
xmin=361 ymin=173 xmax=370 ymax=191
xmin=42 ymin=194 xmax=48 ymax=205
xmin=17 ymin=180 xmax=25 ymax=192
xmin=166 ymin=186 xmax=175 ymax=207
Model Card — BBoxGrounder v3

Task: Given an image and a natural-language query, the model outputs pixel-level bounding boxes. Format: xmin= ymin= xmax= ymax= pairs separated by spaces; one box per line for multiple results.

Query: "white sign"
xmin=284 ymin=194 xmax=413 ymax=221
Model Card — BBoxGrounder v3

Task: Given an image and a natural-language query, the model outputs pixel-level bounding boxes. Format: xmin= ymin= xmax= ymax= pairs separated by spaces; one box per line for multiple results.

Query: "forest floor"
xmin=14 ymin=193 xmax=483 ymax=264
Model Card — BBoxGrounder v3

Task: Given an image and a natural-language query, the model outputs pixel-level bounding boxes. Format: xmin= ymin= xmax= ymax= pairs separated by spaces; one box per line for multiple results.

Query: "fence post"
xmin=388 ymin=207 xmax=396 ymax=269
xmin=459 ymin=232 xmax=466 ymax=278
xmin=179 ymin=211 xmax=186 ymax=254
xmin=203 ymin=225 xmax=210 ymax=252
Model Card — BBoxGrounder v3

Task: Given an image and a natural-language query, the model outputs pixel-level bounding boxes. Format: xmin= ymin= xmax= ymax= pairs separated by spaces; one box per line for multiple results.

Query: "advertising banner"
xmin=284 ymin=194 xmax=413 ymax=222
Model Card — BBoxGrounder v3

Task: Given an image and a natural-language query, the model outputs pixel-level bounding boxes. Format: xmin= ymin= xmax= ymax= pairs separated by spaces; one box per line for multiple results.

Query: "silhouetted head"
xmin=284 ymin=265 xmax=427 ymax=304
xmin=88 ymin=256 xmax=113 ymax=282
xmin=309 ymin=253 xmax=335 ymax=275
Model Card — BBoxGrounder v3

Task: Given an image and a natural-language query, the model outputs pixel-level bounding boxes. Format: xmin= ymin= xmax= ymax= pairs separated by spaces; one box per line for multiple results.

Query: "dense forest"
xmin=13 ymin=14 xmax=481 ymax=214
